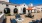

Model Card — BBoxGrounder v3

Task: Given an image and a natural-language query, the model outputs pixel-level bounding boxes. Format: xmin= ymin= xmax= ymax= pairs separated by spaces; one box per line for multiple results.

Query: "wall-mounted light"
xmin=24 ymin=5 xmax=25 ymax=6
xmin=15 ymin=5 xmax=17 ymax=7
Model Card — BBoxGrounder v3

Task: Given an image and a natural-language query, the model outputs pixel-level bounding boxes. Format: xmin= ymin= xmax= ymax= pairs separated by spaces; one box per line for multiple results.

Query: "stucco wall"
xmin=20 ymin=4 xmax=28 ymax=14
xmin=9 ymin=4 xmax=28 ymax=15
xmin=36 ymin=5 xmax=42 ymax=12
xmin=0 ymin=4 xmax=6 ymax=13
xmin=9 ymin=5 xmax=15 ymax=15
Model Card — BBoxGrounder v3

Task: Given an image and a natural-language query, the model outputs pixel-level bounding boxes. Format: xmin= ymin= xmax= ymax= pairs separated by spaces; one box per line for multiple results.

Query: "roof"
xmin=0 ymin=1 xmax=21 ymax=6
xmin=26 ymin=8 xmax=33 ymax=10
xmin=1 ymin=1 xmax=12 ymax=5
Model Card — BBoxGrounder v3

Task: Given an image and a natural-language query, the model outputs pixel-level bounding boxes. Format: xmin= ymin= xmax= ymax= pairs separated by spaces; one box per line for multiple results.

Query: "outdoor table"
xmin=15 ymin=18 xmax=24 ymax=23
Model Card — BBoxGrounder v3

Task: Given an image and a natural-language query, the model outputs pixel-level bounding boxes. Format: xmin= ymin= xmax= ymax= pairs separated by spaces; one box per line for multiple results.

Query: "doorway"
xmin=4 ymin=8 xmax=10 ymax=14
xmin=14 ymin=8 xmax=18 ymax=14
xmin=23 ymin=7 xmax=26 ymax=14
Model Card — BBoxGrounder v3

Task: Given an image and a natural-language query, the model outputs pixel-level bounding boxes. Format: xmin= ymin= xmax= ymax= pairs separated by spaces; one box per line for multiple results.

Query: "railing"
xmin=0 ymin=13 xmax=4 ymax=18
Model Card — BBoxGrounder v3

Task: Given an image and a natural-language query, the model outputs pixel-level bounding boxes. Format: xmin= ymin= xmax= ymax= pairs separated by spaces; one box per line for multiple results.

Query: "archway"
xmin=4 ymin=8 xmax=10 ymax=14
xmin=14 ymin=8 xmax=18 ymax=14
xmin=23 ymin=7 xmax=26 ymax=14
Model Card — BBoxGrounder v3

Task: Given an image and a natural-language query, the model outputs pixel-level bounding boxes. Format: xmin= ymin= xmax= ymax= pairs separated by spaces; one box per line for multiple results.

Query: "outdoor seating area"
xmin=0 ymin=7 xmax=42 ymax=23
xmin=4 ymin=13 xmax=42 ymax=23
xmin=0 ymin=10 xmax=42 ymax=23
xmin=10 ymin=19 xmax=17 ymax=23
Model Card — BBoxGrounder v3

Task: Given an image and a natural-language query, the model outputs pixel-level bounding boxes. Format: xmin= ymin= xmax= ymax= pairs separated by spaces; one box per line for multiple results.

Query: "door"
xmin=28 ymin=10 xmax=30 ymax=12
xmin=23 ymin=7 xmax=26 ymax=14
xmin=14 ymin=8 xmax=18 ymax=13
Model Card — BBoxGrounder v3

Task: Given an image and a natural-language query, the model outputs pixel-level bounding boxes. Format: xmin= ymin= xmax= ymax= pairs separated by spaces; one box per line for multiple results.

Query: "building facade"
xmin=0 ymin=0 xmax=9 ymax=2
xmin=0 ymin=1 xmax=42 ymax=15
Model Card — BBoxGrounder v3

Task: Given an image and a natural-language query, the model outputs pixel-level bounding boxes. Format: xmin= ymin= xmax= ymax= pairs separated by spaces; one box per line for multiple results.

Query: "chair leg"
xmin=2 ymin=18 xmax=6 ymax=23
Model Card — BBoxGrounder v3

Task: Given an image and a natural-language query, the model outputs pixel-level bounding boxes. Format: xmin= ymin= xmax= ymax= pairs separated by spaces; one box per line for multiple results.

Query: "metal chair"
xmin=15 ymin=14 xmax=21 ymax=19
xmin=2 ymin=18 xmax=6 ymax=23
xmin=10 ymin=19 xmax=17 ymax=23
xmin=32 ymin=20 xmax=36 ymax=23
xmin=36 ymin=20 xmax=40 ymax=23
xmin=40 ymin=18 xmax=42 ymax=23
xmin=29 ymin=22 xmax=33 ymax=23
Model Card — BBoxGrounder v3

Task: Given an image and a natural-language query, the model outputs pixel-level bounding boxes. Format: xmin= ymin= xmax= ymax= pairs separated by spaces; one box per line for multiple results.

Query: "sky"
xmin=9 ymin=0 xmax=42 ymax=5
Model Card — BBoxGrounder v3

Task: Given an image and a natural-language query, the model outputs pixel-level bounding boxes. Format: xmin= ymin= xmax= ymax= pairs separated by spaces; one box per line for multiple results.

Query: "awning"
xmin=26 ymin=8 xmax=33 ymax=10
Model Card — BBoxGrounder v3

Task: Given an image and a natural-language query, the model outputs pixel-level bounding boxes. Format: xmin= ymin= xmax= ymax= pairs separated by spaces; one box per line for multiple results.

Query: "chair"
xmin=25 ymin=13 xmax=34 ymax=18
xmin=10 ymin=19 xmax=17 ymax=23
xmin=40 ymin=18 xmax=42 ymax=23
xmin=32 ymin=20 xmax=36 ymax=23
xmin=36 ymin=20 xmax=40 ymax=23
xmin=2 ymin=18 xmax=6 ymax=23
xmin=29 ymin=22 xmax=33 ymax=23
xmin=15 ymin=14 xmax=21 ymax=19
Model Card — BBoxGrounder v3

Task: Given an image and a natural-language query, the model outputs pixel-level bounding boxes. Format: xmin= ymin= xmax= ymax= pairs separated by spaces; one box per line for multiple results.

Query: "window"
xmin=41 ymin=10 xmax=42 ymax=12
xmin=41 ymin=10 xmax=42 ymax=11
xmin=37 ymin=8 xmax=40 ymax=9
xmin=15 ymin=5 xmax=17 ymax=7
xmin=6 ymin=4 xmax=8 ymax=6
xmin=41 ymin=8 xmax=42 ymax=9
xmin=24 ymin=5 xmax=25 ymax=6
xmin=6 ymin=4 xmax=8 ymax=8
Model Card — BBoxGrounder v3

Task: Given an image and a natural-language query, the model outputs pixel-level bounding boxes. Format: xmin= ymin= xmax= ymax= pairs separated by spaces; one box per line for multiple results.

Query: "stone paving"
xmin=6 ymin=13 xmax=42 ymax=23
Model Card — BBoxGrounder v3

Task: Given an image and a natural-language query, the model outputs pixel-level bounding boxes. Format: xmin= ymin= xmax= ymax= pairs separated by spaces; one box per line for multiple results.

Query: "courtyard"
xmin=5 ymin=13 xmax=42 ymax=23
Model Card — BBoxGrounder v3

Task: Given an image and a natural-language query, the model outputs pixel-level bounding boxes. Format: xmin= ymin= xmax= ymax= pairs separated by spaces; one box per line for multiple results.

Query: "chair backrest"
xmin=2 ymin=18 xmax=6 ymax=23
xmin=10 ymin=19 xmax=17 ymax=23
xmin=32 ymin=20 xmax=36 ymax=23
xmin=15 ymin=14 xmax=21 ymax=19
xmin=36 ymin=20 xmax=40 ymax=23
xmin=41 ymin=18 xmax=42 ymax=20
xmin=40 ymin=18 xmax=42 ymax=23
xmin=29 ymin=22 xmax=33 ymax=23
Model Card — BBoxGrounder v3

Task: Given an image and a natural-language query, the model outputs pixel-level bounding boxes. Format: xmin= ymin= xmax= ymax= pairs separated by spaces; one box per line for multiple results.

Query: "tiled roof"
xmin=0 ymin=1 xmax=14 ymax=5
xmin=0 ymin=1 xmax=20 ymax=6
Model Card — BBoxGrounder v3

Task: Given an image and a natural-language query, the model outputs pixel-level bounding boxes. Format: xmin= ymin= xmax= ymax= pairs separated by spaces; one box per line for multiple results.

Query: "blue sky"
xmin=9 ymin=0 xmax=42 ymax=5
